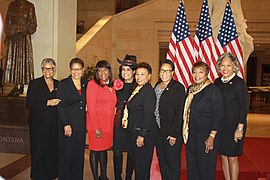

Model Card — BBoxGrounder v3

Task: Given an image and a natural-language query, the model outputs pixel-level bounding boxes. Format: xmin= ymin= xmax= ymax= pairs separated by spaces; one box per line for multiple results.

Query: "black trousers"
xmin=156 ymin=133 xmax=182 ymax=180
xmin=186 ymin=128 xmax=219 ymax=180
xmin=58 ymin=131 xmax=86 ymax=180
xmin=130 ymin=130 xmax=158 ymax=180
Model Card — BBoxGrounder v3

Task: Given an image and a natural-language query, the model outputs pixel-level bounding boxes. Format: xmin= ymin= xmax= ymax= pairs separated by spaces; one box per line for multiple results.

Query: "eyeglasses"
xmin=160 ymin=69 xmax=173 ymax=74
xmin=42 ymin=67 xmax=55 ymax=71
xmin=71 ymin=68 xmax=83 ymax=72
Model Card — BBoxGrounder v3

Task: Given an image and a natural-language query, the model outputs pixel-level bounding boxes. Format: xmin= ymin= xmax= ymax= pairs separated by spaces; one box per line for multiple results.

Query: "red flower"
xmin=113 ymin=79 xmax=124 ymax=90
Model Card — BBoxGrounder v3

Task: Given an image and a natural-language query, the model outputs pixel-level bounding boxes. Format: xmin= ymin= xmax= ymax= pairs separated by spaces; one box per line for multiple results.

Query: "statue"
xmin=4 ymin=0 xmax=37 ymax=91
xmin=208 ymin=0 xmax=254 ymax=65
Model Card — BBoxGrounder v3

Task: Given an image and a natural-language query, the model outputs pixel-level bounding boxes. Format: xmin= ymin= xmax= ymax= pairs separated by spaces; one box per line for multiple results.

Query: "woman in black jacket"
xmin=127 ymin=62 xmax=158 ymax=180
xmin=57 ymin=58 xmax=87 ymax=180
xmin=27 ymin=58 xmax=60 ymax=180
xmin=183 ymin=61 xmax=224 ymax=180
xmin=215 ymin=52 xmax=249 ymax=180
xmin=154 ymin=59 xmax=185 ymax=180
xmin=113 ymin=55 xmax=137 ymax=180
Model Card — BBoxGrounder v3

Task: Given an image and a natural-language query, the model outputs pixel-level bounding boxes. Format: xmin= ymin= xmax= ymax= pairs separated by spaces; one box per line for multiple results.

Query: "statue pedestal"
xmin=0 ymin=124 xmax=30 ymax=154
xmin=0 ymin=95 xmax=30 ymax=154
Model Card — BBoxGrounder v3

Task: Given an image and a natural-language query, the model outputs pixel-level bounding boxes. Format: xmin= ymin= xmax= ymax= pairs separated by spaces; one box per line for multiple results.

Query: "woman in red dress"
xmin=86 ymin=60 xmax=117 ymax=180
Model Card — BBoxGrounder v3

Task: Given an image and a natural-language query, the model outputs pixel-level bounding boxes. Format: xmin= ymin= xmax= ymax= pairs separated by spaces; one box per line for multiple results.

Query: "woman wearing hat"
xmin=113 ymin=54 xmax=137 ymax=180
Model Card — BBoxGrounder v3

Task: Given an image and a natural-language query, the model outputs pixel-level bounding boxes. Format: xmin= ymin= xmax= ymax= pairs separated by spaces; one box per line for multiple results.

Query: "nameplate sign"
xmin=0 ymin=125 xmax=30 ymax=154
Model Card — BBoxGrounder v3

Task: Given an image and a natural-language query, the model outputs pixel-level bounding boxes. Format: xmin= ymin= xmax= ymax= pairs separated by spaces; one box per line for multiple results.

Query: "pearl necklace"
xmin=221 ymin=73 xmax=236 ymax=83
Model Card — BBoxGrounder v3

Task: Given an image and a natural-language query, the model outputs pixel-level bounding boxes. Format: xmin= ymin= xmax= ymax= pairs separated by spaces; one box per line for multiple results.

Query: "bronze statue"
xmin=4 ymin=0 xmax=37 ymax=87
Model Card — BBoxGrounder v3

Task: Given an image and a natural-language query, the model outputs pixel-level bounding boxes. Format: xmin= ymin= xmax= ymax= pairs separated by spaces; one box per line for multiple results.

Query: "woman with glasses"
xmin=57 ymin=58 xmax=87 ymax=180
xmin=154 ymin=59 xmax=185 ymax=180
xmin=27 ymin=58 xmax=60 ymax=180
xmin=86 ymin=60 xmax=117 ymax=180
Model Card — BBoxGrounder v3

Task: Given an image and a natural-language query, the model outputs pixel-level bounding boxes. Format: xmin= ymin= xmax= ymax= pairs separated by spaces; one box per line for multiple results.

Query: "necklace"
xmin=221 ymin=74 xmax=235 ymax=83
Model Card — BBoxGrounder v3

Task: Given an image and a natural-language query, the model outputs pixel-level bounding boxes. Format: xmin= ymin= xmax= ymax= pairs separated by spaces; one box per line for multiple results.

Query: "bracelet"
xmin=209 ymin=134 xmax=215 ymax=138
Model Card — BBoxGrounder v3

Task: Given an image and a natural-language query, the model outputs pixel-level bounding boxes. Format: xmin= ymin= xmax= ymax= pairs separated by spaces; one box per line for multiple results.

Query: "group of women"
xmin=26 ymin=52 xmax=248 ymax=180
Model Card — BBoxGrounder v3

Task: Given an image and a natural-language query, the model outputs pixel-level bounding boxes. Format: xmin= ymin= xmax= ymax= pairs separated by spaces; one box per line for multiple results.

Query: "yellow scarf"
xmin=122 ymin=85 xmax=143 ymax=129
xmin=182 ymin=79 xmax=212 ymax=144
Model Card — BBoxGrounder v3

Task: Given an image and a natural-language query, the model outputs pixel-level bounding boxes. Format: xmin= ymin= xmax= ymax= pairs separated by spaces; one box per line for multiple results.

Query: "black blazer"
xmin=189 ymin=83 xmax=224 ymax=132
xmin=127 ymin=83 xmax=158 ymax=137
xmin=57 ymin=76 xmax=87 ymax=132
xmin=26 ymin=76 xmax=59 ymax=121
xmin=155 ymin=79 xmax=185 ymax=138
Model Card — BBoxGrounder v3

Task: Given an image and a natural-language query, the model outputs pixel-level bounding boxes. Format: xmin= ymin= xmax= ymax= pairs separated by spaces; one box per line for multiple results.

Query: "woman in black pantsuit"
xmin=57 ymin=58 xmax=87 ymax=180
xmin=154 ymin=59 xmax=185 ymax=180
xmin=215 ymin=52 xmax=249 ymax=180
xmin=127 ymin=62 xmax=158 ymax=180
xmin=27 ymin=58 xmax=60 ymax=180
xmin=183 ymin=61 xmax=224 ymax=180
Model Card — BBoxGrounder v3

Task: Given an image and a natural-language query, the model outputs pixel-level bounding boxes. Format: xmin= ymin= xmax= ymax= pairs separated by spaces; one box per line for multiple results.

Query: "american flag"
xmin=193 ymin=0 xmax=219 ymax=82
xmin=166 ymin=0 xmax=194 ymax=89
xmin=216 ymin=2 xmax=244 ymax=78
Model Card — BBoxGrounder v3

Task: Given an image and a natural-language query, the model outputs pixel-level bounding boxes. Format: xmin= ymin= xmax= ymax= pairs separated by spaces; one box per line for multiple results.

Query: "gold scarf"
xmin=122 ymin=85 xmax=143 ymax=129
xmin=182 ymin=79 xmax=212 ymax=144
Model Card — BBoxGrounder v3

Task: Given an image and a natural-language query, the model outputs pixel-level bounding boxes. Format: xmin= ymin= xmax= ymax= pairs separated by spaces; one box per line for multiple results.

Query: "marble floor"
xmin=0 ymin=113 xmax=269 ymax=180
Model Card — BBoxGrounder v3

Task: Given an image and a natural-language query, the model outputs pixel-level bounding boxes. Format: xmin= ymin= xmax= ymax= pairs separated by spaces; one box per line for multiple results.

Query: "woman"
xmin=113 ymin=55 xmax=137 ymax=180
xmin=86 ymin=60 xmax=117 ymax=180
xmin=183 ymin=61 xmax=224 ymax=180
xmin=154 ymin=59 xmax=185 ymax=180
xmin=57 ymin=58 xmax=87 ymax=180
xmin=27 ymin=58 xmax=59 ymax=180
xmin=215 ymin=52 xmax=249 ymax=180
xmin=127 ymin=62 xmax=158 ymax=180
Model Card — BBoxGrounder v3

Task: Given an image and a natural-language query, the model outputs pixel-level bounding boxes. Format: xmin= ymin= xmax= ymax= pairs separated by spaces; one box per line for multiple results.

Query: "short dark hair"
xmin=192 ymin=61 xmax=209 ymax=75
xmin=160 ymin=59 xmax=175 ymax=71
xmin=136 ymin=62 xmax=152 ymax=74
xmin=69 ymin=58 xmax=84 ymax=68
xmin=94 ymin=60 xmax=113 ymax=87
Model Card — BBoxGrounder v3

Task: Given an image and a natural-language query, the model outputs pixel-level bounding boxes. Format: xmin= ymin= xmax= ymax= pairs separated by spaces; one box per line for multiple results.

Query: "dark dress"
xmin=186 ymin=83 xmax=224 ymax=180
xmin=215 ymin=75 xmax=249 ymax=156
xmin=57 ymin=76 xmax=87 ymax=180
xmin=113 ymin=81 xmax=136 ymax=151
xmin=127 ymin=83 xmax=159 ymax=180
xmin=26 ymin=76 xmax=58 ymax=180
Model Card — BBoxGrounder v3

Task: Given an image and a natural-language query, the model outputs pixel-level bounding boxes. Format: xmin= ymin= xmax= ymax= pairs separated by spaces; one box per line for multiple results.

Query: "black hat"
xmin=117 ymin=54 xmax=137 ymax=67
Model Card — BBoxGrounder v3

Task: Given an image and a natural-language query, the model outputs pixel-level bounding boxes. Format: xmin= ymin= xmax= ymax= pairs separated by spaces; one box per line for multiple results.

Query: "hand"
xmin=64 ymin=125 xmax=72 ymax=137
xmin=95 ymin=129 xmax=102 ymax=138
xmin=47 ymin=98 xmax=61 ymax=106
xmin=136 ymin=136 xmax=144 ymax=147
xmin=234 ymin=128 xmax=243 ymax=143
xmin=205 ymin=136 xmax=214 ymax=153
xmin=167 ymin=136 xmax=177 ymax=146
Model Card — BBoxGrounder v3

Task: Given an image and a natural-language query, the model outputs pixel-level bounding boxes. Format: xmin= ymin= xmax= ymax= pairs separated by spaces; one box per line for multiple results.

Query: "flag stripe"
xmin=166 ymin=0 xmax=194 ymax=89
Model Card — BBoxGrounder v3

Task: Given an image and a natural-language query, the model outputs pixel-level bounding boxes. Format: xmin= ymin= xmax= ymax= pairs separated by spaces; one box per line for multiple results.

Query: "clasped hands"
xmin=47 ymin=98 xmax=61 ymax=106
